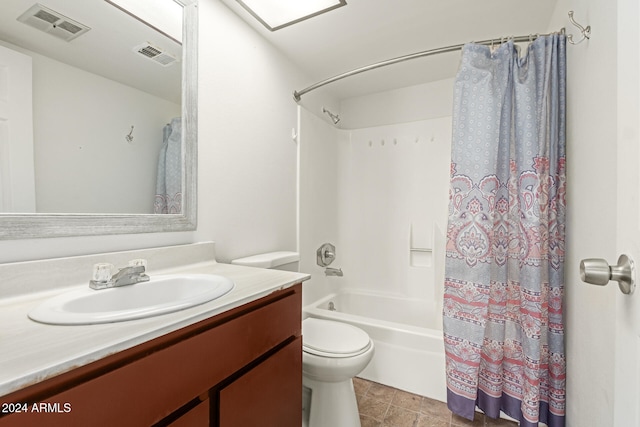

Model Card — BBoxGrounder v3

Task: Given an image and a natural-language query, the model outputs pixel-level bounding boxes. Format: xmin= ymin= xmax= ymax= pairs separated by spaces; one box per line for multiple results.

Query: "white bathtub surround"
xmin=298 ymin=108 xmax=451 ymax=303
xmin=336 ymin=118 xmax=451 ymax=301
xmin=0 ymin=242 xmax=309 ymax=397
xmin=304 ymin=290 xmax=446 ymax=402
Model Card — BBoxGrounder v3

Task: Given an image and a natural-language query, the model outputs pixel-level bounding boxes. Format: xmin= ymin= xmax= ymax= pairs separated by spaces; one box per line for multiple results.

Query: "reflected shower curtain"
xmin=443 ymin=35 xmax=566 ymax=427
xmin=154 ymin=117 xmax=182 ymax=214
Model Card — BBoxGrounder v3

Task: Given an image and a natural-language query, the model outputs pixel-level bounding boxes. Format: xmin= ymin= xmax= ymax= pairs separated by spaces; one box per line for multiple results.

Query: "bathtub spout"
xmin=325 ymin=267 xmax=343 ymax=277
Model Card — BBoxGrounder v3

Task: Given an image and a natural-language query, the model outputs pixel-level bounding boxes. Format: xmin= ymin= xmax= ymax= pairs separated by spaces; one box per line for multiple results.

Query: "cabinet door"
xmin=167 ymin=399 xmax=209 ymax=427
xmin=218 ymin=337 xmax=302 ymax=427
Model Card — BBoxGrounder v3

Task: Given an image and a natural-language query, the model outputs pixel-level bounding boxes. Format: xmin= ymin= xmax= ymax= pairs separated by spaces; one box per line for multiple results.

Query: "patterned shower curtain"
xmin=154 ymin=117 xmax=182 ymax=214
xmin=443 ymin=34 xmax=566 ymax=427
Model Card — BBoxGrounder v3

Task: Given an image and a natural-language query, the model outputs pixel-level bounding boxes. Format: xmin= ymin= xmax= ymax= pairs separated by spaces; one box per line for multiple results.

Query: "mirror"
xmin=0 ymin=0 xmax=197 ymax=239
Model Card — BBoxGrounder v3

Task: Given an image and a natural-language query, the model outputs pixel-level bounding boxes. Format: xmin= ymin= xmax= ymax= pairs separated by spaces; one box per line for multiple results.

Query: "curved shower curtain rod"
xmin=293 ymin=11 xmax=590 ymax=102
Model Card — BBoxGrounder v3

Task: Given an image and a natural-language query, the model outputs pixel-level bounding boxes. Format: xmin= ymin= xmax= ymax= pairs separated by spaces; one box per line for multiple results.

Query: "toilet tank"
xmin=231 ymin=251 xmax=299 ymax=272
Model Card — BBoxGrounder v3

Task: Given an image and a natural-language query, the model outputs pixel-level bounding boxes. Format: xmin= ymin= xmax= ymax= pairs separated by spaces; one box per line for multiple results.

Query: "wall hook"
xmin=567 ymin=11 xmax=591 ymax=45
xmin=125 ymin=125 xmax=134 ymax=143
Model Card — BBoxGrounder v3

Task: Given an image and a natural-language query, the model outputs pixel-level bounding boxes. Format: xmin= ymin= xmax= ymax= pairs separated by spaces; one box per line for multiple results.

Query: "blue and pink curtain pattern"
xmin=443 ymin=34 xmax=566 ymax=427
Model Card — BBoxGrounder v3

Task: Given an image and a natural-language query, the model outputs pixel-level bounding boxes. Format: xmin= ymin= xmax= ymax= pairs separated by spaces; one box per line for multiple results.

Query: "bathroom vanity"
xmin=0 ymin=243 xmax=309 ymax=426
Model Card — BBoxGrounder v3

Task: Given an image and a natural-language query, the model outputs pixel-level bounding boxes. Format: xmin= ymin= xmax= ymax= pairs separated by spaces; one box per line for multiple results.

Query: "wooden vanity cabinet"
xmin=0 ymin=284 xmax=302 ymax=427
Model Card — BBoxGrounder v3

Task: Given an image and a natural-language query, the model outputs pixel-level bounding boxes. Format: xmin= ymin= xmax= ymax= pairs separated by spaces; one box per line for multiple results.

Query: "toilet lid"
xmin=302 ymin=318 xmax=371 ymax=357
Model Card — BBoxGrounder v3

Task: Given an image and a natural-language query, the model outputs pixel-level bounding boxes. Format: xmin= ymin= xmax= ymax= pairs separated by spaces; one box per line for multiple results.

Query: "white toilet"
xmin=231 ymin=250 xmax=301 ymax=271
xmin=230 ymin=251 xmax=374 ymax=427
xmin=302 ymin=317 xmax=374 ymax=427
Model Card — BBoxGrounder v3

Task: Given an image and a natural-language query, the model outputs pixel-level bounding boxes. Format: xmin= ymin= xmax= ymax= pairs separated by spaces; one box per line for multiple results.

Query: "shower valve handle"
xmin=317 ymin=243 xmax=336 ymax=267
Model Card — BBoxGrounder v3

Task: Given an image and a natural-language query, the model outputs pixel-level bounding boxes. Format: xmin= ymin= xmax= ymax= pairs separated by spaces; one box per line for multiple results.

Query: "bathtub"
xmin=303 ymin=290 xmax=447 ymax=402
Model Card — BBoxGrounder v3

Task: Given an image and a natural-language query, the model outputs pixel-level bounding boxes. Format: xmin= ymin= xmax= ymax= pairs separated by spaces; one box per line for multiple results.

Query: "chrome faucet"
xmin=90 ymin=261 xmax=150 ymax=290
xmin=325 ymin=267 xmax=343 ymax=277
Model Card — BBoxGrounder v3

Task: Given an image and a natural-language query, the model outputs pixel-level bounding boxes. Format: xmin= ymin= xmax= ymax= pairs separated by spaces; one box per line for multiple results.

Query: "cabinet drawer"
xmin=0 ymin=287 xmax=301 ymax=427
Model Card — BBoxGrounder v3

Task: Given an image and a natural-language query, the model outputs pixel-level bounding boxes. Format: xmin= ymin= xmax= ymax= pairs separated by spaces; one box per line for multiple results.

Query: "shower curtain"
xmin=154 ymin=117 xmax=182 ymax=214
xmin=443 ymin=35 xmax=566 ymax=427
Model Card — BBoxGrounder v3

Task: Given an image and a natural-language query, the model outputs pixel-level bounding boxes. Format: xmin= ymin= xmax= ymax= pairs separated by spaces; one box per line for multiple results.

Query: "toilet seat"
xmin=302 ymin=318 xmax=371 ymax=358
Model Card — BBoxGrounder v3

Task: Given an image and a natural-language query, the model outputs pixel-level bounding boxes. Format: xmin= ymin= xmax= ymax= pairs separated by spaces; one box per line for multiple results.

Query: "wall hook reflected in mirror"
xmin=125 ymin=125 xmax=134 ymax=143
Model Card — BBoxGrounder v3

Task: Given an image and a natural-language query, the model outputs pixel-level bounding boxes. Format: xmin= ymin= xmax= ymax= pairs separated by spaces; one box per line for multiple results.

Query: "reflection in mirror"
xmin=0 ymin=0 xmax=197 ymax=238
xmin=1 ymin=0 xmax=181 ymax=214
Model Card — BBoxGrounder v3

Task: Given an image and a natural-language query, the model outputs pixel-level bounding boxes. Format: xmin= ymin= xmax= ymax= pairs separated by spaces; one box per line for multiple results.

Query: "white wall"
xmin=196 ymin=0 xmax=339 ymax=264
xmin=339 ymin=78 xmax=454 ymax=129
xmin=547 ymin=1 xmax=618 ymax=426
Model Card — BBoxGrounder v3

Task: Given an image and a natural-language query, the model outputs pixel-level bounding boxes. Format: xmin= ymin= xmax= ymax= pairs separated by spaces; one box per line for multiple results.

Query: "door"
xmin=613 ymin=0 xmax=640 ymax=425
xmin=0 ymin=44 xmax=35 ymax=212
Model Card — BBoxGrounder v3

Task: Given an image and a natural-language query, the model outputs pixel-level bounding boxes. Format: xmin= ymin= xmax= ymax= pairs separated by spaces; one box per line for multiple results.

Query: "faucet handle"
xmin=92 ymin=263 xmax=115 ymax=282
xmin=128 ymin=259 xmax=148 ymax=270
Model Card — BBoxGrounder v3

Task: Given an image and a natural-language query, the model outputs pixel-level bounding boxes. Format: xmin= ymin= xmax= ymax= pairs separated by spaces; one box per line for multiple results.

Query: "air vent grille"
xmin=139 ymin=45 xmax=163 ymax=59
xmin=33 ymin=9 xmax=58 ymax=24
xmin=17 ymin=3 xmax=91 ymax=42
xmin=133 ymin=43 xmax=179 ymax=67
xmin=57 ymin=21 xmax=83 ymax=35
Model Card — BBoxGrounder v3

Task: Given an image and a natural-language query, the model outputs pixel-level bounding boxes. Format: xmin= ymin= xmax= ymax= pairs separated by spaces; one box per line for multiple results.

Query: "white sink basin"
xmin=28 ymin=274 xmax=235 ymax=325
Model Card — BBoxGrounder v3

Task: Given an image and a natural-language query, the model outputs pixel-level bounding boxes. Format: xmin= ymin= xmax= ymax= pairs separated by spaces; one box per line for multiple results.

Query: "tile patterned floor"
xmin=354 ymin=378 xmax=519 ymax=427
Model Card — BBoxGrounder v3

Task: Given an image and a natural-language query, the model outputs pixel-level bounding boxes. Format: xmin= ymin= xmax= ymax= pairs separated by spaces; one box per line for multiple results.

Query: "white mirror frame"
xmin=0 ymin=0 xmax=198 ymax=240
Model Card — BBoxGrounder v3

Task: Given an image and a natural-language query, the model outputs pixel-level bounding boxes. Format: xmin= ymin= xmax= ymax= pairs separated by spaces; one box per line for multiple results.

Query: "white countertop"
xmin=0 ymin=260 xmax=309 ymax=397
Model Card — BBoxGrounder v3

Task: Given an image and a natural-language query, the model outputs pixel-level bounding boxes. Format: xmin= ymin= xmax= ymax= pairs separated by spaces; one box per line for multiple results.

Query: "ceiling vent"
xmin=133 ymin=43 xmax=179 ymax=67
xmin=17 ymin=3 xmax=91 ymax=42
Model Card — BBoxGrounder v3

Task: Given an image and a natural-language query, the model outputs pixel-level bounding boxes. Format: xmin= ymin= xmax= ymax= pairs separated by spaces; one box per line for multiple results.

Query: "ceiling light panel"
xmin=105 ymin=0 xmax=183 ymax=43
xmin=236 ymin=0 xmax=347 ymax=31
